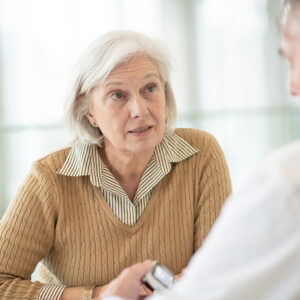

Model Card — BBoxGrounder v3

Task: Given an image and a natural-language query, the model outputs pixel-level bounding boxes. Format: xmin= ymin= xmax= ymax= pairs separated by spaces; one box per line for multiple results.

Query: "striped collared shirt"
xmin=57 ymin=132 xmax=198 ymax=226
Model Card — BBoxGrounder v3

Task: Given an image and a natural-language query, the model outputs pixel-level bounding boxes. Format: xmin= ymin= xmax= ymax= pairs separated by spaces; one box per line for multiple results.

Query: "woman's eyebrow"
xmin=143 ymin=73 xmax=160 ymax=80
xmin=102 ymin=80 xmax=123 ymax=89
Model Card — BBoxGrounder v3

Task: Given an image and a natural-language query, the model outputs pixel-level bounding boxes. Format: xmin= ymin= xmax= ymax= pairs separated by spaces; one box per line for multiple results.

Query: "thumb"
xmin=131 ymin=260 xmax=154 ymax=281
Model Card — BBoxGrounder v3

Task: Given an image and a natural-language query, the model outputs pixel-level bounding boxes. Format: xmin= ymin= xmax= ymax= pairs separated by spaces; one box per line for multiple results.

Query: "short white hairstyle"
xmin=64 ymin=30 xmax=177 ymax=146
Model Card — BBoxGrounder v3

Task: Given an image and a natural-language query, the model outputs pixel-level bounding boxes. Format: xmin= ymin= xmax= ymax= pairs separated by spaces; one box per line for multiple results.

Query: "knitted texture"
xmin=0 ymin=128 xmax=232 ymax=299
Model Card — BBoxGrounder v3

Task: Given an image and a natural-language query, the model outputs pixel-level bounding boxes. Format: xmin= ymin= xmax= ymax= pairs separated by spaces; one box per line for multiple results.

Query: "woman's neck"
xmin=98 ymin=146 xmax=154 ymax=201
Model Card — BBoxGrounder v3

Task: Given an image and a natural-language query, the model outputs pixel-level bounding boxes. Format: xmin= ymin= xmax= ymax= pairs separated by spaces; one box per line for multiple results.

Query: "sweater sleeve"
xmin=0 ymin=161 xmax=65 ymax=299
xmin=194 ymin=135 xmax=232 ymax=251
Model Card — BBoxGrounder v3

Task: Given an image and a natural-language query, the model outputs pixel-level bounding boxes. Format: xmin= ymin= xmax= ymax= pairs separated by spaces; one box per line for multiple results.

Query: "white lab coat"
xmin=104 ymin=140 xmax=300 ymax=300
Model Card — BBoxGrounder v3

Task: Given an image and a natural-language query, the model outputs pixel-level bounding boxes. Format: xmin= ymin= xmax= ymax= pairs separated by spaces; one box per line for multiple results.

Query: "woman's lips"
xmin=128 ymin=126 xmax=153 ymax=135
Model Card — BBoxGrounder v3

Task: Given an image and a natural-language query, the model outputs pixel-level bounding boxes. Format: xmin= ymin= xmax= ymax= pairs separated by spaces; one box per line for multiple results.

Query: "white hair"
xmin=64 ymin=30 xmax=177 ymax=146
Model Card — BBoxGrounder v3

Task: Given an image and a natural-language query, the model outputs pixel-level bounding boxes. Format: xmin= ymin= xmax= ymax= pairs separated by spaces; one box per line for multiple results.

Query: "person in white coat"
xmin=98 ymin=1 xmax=300 ymax=299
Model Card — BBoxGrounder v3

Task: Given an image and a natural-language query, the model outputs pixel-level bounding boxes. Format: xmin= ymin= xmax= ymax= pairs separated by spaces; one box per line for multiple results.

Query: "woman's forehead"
xmin=106 ymin=55 xmax=160 ymax=81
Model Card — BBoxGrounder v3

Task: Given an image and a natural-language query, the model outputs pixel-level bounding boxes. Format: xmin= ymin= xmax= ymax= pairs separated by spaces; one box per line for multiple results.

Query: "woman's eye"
xmin=111 ymin=92 xmax=124 ymax=99
xmin=146 ymin=84 xmax=156 ymax=93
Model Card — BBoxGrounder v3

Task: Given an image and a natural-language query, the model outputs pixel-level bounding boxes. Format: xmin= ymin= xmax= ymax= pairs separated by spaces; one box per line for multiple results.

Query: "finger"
xmin=140 ymin=284 xmax=152 ymax=296
xmin=131 ymin=260 xmax=154 ymax=280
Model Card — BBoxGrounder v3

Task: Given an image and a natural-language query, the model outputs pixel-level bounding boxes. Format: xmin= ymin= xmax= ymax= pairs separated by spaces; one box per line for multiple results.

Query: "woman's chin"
xmin=125 ymin=134 xmax=163 ymax=155
xmin=128 ymin=144 xmax=156 ymax=155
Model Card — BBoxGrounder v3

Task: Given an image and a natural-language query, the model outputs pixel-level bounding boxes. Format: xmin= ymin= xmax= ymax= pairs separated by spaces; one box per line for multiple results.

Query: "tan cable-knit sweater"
xmin=0 ymin=128 xmax=232 ymax=299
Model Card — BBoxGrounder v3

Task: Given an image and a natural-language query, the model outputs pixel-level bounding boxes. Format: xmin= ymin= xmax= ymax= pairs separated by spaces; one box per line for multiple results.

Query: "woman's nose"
xmin=129 ymin=95 xmax=148 ymax=119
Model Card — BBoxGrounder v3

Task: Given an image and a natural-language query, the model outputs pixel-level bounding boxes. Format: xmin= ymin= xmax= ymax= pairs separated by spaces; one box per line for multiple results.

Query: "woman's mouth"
xmin=129 ymin=126 xmax=152 ymax=134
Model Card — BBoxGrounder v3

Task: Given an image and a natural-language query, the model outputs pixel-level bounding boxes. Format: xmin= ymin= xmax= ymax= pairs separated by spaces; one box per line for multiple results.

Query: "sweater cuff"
xmin=37 ymin=284 xmax=65 ymax=300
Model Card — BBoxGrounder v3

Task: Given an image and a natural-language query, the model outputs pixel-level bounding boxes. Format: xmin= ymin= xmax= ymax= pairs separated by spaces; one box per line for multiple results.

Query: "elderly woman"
xmin=0 ymin=31 xmax=231 ymax=300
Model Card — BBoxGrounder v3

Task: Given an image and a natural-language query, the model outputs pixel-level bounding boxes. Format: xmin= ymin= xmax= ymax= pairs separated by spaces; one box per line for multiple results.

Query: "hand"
xmin=100 ymin=260 xmax=153 ymax=300
xmin=93 ymin=280 xmax=152 ymax=299
xmin=139 ymin=283 xmax=153 ymax=299
xmin=92 ymin=285 xmax=108 ymax=299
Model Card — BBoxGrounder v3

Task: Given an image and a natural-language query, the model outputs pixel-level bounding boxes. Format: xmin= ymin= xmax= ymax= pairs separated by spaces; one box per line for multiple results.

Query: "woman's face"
xmin=88 ymin=54 xmax=166 ymax=156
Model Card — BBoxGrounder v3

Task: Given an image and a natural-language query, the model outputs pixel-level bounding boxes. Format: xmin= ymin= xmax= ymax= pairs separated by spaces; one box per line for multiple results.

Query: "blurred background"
xmin=0 ymin=0 xmax=300 ymax=218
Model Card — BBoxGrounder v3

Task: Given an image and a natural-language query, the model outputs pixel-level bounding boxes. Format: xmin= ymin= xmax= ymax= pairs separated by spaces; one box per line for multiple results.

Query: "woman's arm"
xmin=61 ymin=287 xmax=92 ymax=300
xmin=61 ymin=282 xmax=150 ymax=299
xmin=0 ymin=162 xmax=64 ymax=299
xmin=0 ymin=165 xmax=147 ymax=300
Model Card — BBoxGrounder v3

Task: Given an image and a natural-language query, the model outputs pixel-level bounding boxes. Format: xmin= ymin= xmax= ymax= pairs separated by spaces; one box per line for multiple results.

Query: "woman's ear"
xmin=85 ymin=111 xmax=97 ymax=127
xmin=79 ymin=95 xmax=97 ymax=127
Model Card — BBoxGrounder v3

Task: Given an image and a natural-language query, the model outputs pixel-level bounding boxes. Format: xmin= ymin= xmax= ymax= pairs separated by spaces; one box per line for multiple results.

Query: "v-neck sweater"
xmin=56 ymin=132 xmax=199 ymax=226
xmin=0 ymin=128 xmax=232 ymax=299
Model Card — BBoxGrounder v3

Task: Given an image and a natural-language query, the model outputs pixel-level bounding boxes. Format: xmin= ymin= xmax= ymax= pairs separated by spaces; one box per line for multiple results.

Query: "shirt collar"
xmin=57 ymin=132 xmax=199 ymax=187
xmin=153 ymin=133 xmax=199 ymax=175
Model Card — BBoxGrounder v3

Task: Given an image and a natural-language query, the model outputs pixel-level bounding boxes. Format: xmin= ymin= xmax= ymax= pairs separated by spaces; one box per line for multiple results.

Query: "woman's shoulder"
xmin=174 ymin=128 xmax=219 ymax=151
xmin=33 ymin=146 xmax=72 ymax=173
